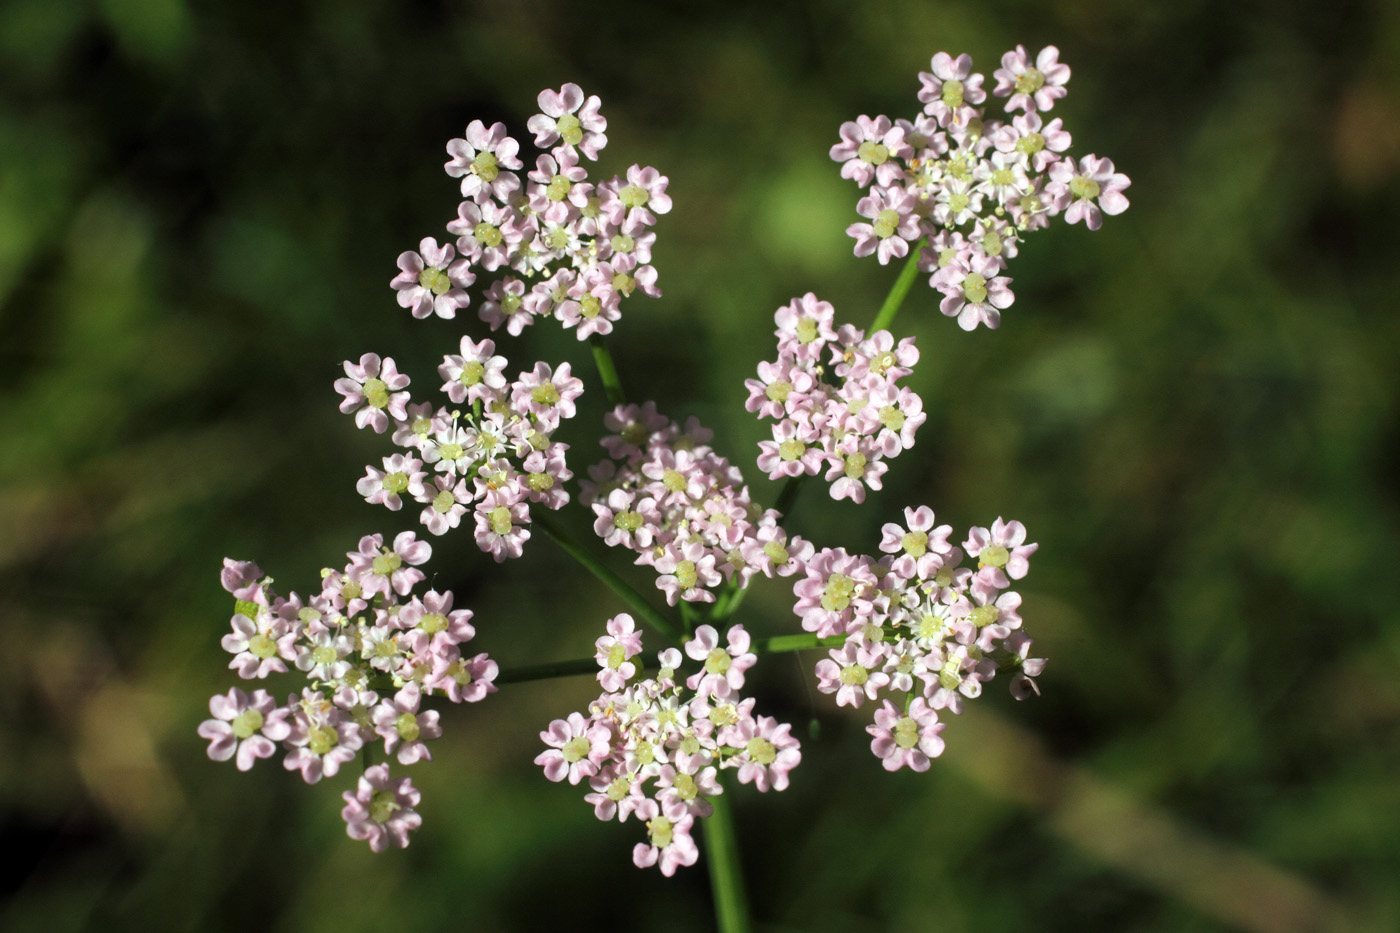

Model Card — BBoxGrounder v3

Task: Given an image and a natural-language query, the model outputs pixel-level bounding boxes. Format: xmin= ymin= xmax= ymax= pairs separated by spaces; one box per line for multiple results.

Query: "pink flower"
xmin=340 ymin=764 xmax=422 ymax=852
xmin=935 ymin=251 xmax=1014 ymax=331
xmin=829 ymin=114 xmax=911 ymax=188
xmin=725 ymin=714 xmax=801 ymax=792
xmin=438 ymin=335 xmax=507 ymax=405
xmin=918 ymin=52 xmax=987 ymax=123
xmin=527 ymin=83 xmax=608 ymax=160
xmin=473 ymin=487 xmax=531 ymax=562
xmin=536 ymin=711 xmax=611 ymax=785
xmin=1046 ymin=155 xmax=1131 ymax=231
xmin=391 ymin=237 xmax=474 ymax=319
xmin=814 ymin=642 xmax=890 ymax=708
xmin=595 ymin=613 xmax=644 ymax=692
xmin=371 ymin=683 xmax=442 ymax=765
xmin=198 ymin=687 xmax=290 ymax=771
xmin=444 ymin=120 xmax=523 ymax=203
xmin=357 ymin=452 xmax=426 ymax=512
xmin=848 ymin=187 xmax=921 ymax=265
xmin=334 ymin=354 xmax=410 ymax=434
xmin=963 ymin=517 xmax=1037 ymax=589
xmin=631 ymin=799 xmax=699 ymax=876
xmin=993 ymin=45 xmax=1071 ymax=114
xmin=684 ymin=624 xmax=757 ymax=697
xmin=866 ymin=698 xmax=945 ymax=772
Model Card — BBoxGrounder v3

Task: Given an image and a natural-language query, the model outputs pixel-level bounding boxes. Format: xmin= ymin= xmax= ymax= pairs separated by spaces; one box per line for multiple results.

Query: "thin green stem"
xmin=773 ymin=473 xmax=806 ymax=520
xmin=589 ymin=333 xmax=627 ymax=406
xmin=704 ymin=774 xmax=752 ymax=933
xmin=534 ymin=512 xmax=681 ymax=644
xmin=753 ymin=633 xmax=848 ymax=653
xmin=495 ymin=657 xmax=601 ymax=685
xmin=868 ymin=242 xmax=925 ymax=336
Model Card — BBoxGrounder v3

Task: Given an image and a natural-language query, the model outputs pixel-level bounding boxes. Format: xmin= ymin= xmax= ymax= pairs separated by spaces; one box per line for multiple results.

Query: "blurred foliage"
xmin=3 ymin=0 xmax=1399 ymax=930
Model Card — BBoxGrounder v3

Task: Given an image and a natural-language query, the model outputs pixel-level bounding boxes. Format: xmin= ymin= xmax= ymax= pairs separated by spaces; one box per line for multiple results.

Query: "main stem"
xmin=705 ymin=775 xmax=752 ymax=933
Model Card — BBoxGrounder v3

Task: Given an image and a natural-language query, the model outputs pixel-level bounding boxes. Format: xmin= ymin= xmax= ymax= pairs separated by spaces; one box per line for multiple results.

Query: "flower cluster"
xmin=793 ymin=509 xmax=1045 ymax=770
xmin=336 ymin=339 xmax=580 ymax=560
xmin=537 ymin=615 xmax=800 ymax=875
xmin=831 ymin=46 xmax=1130 ymax=330
xmin=390 ymin=83 xmax=670 ymax=339
xmin=582 ymin=403 xmax=813 ymax=605
xmin=746 ymin=293 xmax=925 ymax=503
xmin=199 ymin=544 xmax=498 ymax=851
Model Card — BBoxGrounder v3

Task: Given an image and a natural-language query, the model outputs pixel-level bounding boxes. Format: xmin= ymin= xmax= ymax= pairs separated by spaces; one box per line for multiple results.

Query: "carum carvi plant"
xmin=200 ymin=46 xmax=1127 ymax=927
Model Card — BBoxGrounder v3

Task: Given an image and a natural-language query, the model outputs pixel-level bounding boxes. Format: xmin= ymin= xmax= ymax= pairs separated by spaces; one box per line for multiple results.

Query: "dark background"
xmin=3 ymin=0 xmax=1399 ymax=930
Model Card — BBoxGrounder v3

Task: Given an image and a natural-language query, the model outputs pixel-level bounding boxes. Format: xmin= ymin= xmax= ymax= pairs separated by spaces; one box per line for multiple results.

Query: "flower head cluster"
xmin=390 ymin=84 xmax=669 ymax=339
xmin=537 ymin=615 xmax=800 ymax=875
xmin=582 ymin=403 xmax=813 ymax=605
xmin=337 ymin=339 xmax=580 ymax=560
xmin=831 ymin=46 xmax=1130 ymax=330
xmin=200 ymin=547 xmax=498 ymax=851
xmin=792 ymin=508 xmax=1045 ymax=770
xmin=747 ymin=293 xmax=926 ymax=503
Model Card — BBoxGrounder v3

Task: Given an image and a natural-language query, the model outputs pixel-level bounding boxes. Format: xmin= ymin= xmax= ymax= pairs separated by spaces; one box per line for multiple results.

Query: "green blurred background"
xmin=4 ymin=0 xmax=1399 ymax=929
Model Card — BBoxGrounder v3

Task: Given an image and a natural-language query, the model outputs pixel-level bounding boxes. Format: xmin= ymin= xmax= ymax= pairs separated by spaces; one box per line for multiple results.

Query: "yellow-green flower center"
xmin=474 ymin=221 xmax=502 ymax=247
xmin=873 ymin=208 xmax=899 ymax=239
xmin=382 ymin=472 xmax=409 ymax=495
xmin=562 ymin=736 xmax=590 ymax=764
xmin=308 ymin=725 xmax=338 ymax=756
xmin=231 ymin=709 xmax=263 ymax=739
xmin=843 ymin=452 xmax=867 ymax=479
xmin=248 ymin=632 xmax=277 ymax=659
xmin=471 ymin=151 xmax=498 ymax=181
xmin=893 ymin=716 xmax=920 ymax=749
xmin=459 ymin=360 xmax=485 ymax=387
xmin=418 ymin=266 xmax=451 ymax=295
xmin=963 ymin=273 xmax=988 ymax=305
xmin=432 ymin=489 xmax=457 ymax=513
xmin=705 ymin=647 xmax=731 ymax=675
xmin=619 ymin=184 xmax=649 ymax=209
xmin=368 ymin=789 xmax=398 ymax=823
xmin=746 ymin=736 xmax=777 ymax=765
xmin=675 ymin=560 xmax=698 ymax=590
xmin=363 ymin=378 xmax=389 ymax=409
xmin=822 ymin=573 xmax=855 ymax=612
xmin=557 ymin=113 xmax=583 ymax=146
xmin=1014 ymin=67 xmax=1046 ymax=96
xmin=489 ymin=506 xmax=513 ymax=536
xmin=839 ymin=663 xmax=869 ymax=686
xmin=857 ymin=140 xmax=889 ymax=165
xmin=779 ymin=438 xmax=806 ymax=461
xmin=1070 ymin=175 xmax=1101 ymax=201
xmin=1016 ymin=132 xmax=1045 ymax=155
xmin=979 ymin=544 xmax=1010 ymax=568
xmin=902 ymin=530 xmax=928 ymax=557
xmin=531 ymin=382 xmax=560 ymax=407
xmin=941 ymin=79 xmax=965 ymax=108
xmin=765 ymin=380 xmax=792 ymax=403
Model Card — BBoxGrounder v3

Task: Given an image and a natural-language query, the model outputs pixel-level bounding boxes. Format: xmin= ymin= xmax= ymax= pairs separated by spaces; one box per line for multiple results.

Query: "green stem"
xmin=868 ymin=243 xmax=925 ymax=336
xmin=705 ymin=775 xmax=752 ymax=933
xmin=773 ymin=473 xmax=806 ymax=520
xmin=753 ymin=633 xmax=848 ymax=653
xmin=495 ymin=657 xmax=601 ymax=685
xmin=534 ymin=512 xmax=681 ymax=644
xmin=589 ymin=333 xmax=626 ymax=406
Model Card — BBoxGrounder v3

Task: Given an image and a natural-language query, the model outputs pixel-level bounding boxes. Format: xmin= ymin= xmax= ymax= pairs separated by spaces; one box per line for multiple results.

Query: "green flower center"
xmin=368 ymin=789 xmax=399 ymax=824
xmin=382 ymin=472 xmax=409 ymax=495
xmin=613 ymin=272 xmax=635 ymax=297
xmin=619 ymin=184 xmax=649 ymax=209
xmin=459 ymin=360 xmax=485 ymax=387
xmin=662 ymin=468 xmax=686 ymax=492
xmin=941 ymin=79 xmax=964 ymax=108
xmin=675 ymin=560 xmax=698 ymax=590
xmin=982 ymin=231 xmax=1003 ymax=257
xmin=901 ymin=530 xmax=928 ymax=557
xmin=419 ymin=612 xmax=447 ymax=635
xmin=979 ymin=544 xmax=1010 ymax=568
xmin=432 ymin=489 xmax=457 ymax=513
xmin=705 ymin=647 xmax=731 ymax=675
xmin=1014 ymin=67 xmax=1046 ymax=95
xmin=796 ymin=318 xmax=819 ymax=344
xmin=746 ymin=736 xmax=777 ymax=765
xmin=763 ymin=540 xmax=790 ymax=566
xmin=580 ymin=295 xmax=601 ymax=319
xmin=474 ymin=221 xmax=502 ymax=247
xmin=1070 ymin=175 xmax=1101 ymax=201
xmin=489 ymin=506 xmax=513 ymax=536
xmin=843 ymin=453 xmax=867 ymax=479
xmin=879 ymin=405 xmax=905 ymax=432
xmin=873 ymin=208 xmax=899 ymax=239
xmin=418 ymin=266 xmax=451 ymax=295
xmin=948 ymin=191 xmax=970 ymax=214
xmin=1015 ymin=132 xmax=1045 ymax=155
xmin=648 ymin=816 xmax=674 ymax=849
xmin=546 ymin=175 xmax=572 ymax=201
xmin=561 ymin=735 xmax=590 ymax=764
xmin=991 ymin=168 xmax=1015 ymax=188
xmin=857 ymin=140 xmax=889 ymax=165
xmin=248 ymin=632 xmax=277 ymax=659
xmin=893 ymin=716 xmax=920 ymax=749
xmin=312 ymin=644 xmax=338 ymax=666
xmin=557 ymin=113 xmax=583 ymax=146
xmin=363 ymin=378 xmax=389 ymax=410
xmin=395 ymin=712 xmax=420 ymax=742
xmin=839 ymin=664 xmax=869 ymax=686
xmin=614 ymin=510 xmax=643 ymax=533
xmin=779 ymin=438 xmax=806 ymax=462
xmin=765 ymin=380 xmax=792 ymax=403
xmin=308 ymin=725 xmax=338 ymax=756
xmin=471 ymin=151 xmax=498 ymax=181
xmin=963 ymin=273 xmax=988 ymax=305
xmin=610 ymin=233 xmax=635 ymax=254
xmin=372 ymin=553 xmax=402 ymax=577
xmin=231 ymin=709 xmax=264 ymax=739
xmin=939 ymin=658 xmax=963 ymax=690
xmin=531 ymin=381 xmax=560 ymax=406
xmin=606 ymin=643 xmax=627 ymax=669
xmin=673 ymin=773 xmax=698 ymax=800
xmin=968 ymin=605 xmax=999 ymax=628
xmin=822 ymin=573 xmax=855 ymax=612
xmin=527 ymin=472 xmax=555 ymax=492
